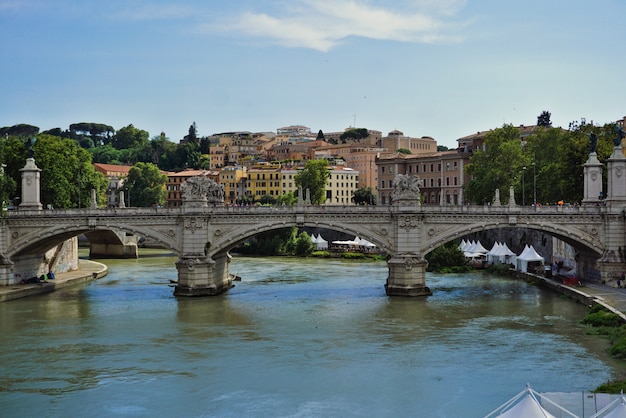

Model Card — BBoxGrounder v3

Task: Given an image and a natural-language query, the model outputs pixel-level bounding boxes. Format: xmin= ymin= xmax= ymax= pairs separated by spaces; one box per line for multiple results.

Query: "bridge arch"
xmin=8 ymin=224 xmax=181 ymax=259
xmin=421 ymin=221 xmax=605 ymax=259
xmin=208 ymin=220 xmax=393 ymax=257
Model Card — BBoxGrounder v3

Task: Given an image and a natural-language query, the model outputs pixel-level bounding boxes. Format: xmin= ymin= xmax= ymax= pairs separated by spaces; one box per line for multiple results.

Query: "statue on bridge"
xmin=181 ymin=175 xmax=225 ymax=207
xmin=391 ymin=174 xmax=421 ymax=204
xmin=614 ymin=125 xmax=625 ymax=147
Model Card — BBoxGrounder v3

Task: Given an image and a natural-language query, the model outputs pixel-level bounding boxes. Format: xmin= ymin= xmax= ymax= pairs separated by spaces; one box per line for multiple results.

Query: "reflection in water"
xmin=0 ymin=251 xmax=621 ymax=417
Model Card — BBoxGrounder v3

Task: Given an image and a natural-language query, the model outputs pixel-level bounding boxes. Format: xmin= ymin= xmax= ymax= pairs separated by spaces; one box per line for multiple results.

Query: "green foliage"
xmin=276 ymin=192 xmax=297 ymax=206
xmin=426 ymin=241 xmax=468 ymax=272
xmin=295 ymin=159 xmax=330 ymax=204
xmin=340 ymin=128 xmax=369 ymax=142
xmin=397 ymin=148 xmax=411 ymax=154
xmin=31 ymin=135 xmax=105 ymax=208
xmin=0 ymin=124 xmax=39 ymax=139
xmin=69 ymin=122 xmax=114 ymax=146
xmin=311 ymin=251 xmax=331 ymax=258
xmin=124 ymin=162 xmax=167 ymax=207
xmin=112 ymin=124 xmax=149 ymax=150
xmin=581 ymin=306 xmax=624 ymax=327
xmin=352 ymin=187 xmax=376 ymax=205
xmin=465 ymin=121 xmax=619 ymax=206
xmin=236 ymin=227 xmax=315 ymax=256
xmin=465 ymin=125 xmax=527 ymax=205
xmin=593 ymin=380 xmax=626 ymax=394
xmin=341 ymin=252 xmax=383 ymax=261
xmin=259 ymin=194 xmax=277 ymax=205
xmin=537 ymin=111 xmax=552 ymax=127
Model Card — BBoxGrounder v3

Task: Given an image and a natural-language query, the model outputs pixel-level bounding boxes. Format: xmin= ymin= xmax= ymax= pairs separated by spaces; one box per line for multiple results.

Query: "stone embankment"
xmin=0 ymin=259 xmax=107 ymax=302
xmin=514 ymin=271 xmax=626 ymax=322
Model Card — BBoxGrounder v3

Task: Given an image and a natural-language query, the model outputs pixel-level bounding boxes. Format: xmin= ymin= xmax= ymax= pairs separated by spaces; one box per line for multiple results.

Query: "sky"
xmin=1 ymin=0 xmax=625 ymax=149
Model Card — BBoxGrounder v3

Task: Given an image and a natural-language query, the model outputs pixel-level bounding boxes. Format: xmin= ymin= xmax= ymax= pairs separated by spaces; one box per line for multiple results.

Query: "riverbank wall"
xmin=0 ymin=259 xmax=108 ymax=302
xmin=513 ymin=270 xmax=626 ymax=322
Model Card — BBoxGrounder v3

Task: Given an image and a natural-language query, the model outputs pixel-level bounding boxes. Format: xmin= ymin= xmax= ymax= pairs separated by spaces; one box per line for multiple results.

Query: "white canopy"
xmin=488 ymin=242 xmax=517 ymax=264
xmin=590 ymin=395 xmax=626 ymax=418
xmin=313 ymin=234 xmax=328 ymax=250
xmin=485 ymin=385 xmax=578 ymax=418
xmin=516 ymin=245 xmax=545 ymax=272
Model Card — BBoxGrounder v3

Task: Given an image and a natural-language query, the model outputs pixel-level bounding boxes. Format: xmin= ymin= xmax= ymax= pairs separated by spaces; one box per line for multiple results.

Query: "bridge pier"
xmin=174 ymin=252 xmax=234 ymax=297
xmin=385 ymin=255 xmax=432 ymax=296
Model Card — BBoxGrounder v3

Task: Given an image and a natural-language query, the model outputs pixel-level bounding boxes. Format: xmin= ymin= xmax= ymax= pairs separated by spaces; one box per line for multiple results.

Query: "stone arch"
xmin=8 ymin=224 xmax=180 ymax=259
xmin=421 ymin=221 xmax=604 ymax=259
xmin=208 ymin=220 xmax=393 ymax=258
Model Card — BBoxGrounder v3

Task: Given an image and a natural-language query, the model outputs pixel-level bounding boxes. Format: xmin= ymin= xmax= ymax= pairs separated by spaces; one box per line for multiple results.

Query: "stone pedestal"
xmin=582 ymin=152 xmax=603 ymax=205
xmin=385 ymin=255 xmax=431 ymax=296
xmin=174 ymin=252 xmax=233 ymax=297
xmin=19 ymin=158 xmax=42 ymax=210
xmin=606 ymin=146 xmax=626 ymax=204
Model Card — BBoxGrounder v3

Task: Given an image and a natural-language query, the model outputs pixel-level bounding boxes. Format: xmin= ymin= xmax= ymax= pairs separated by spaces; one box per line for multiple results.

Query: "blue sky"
xmin=1 ymin=0 xmax=625 ymax=149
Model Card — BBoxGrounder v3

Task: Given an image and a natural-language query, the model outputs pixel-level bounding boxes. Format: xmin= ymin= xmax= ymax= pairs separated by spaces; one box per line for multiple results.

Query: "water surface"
xmin=0 ymin=252 xmax=620 ymax=417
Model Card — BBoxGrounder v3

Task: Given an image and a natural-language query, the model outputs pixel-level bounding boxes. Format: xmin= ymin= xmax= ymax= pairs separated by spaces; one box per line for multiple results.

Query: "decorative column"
xmin=174 ymin=174 xmax=233 ymax=297
xmin=386 ymin=174 xmax=432 ymax=297
xmin=19 ymin=158 xmax=42 ymax=210
xmin=582 ymin=152 xmax=603 ymax=205
xmin=605 ymin=144 xmax=626 ymax=204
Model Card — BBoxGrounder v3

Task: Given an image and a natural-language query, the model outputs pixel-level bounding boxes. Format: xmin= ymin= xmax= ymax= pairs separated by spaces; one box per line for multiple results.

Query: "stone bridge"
xmin=1 ymin=200 xmax=624 ymax=297
xmin=3 ymin=147 xmax=626 ymax=297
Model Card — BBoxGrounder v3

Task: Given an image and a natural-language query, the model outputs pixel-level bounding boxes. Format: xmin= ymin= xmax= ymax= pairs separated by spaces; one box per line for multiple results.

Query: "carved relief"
xmin=398 ymin=215 xmax=418 ymax=229
xmin=181 ymin=175 xmax=225 ymax=205
xmin=184 ymin=218 xmax=204 ymax=232
xmin=392 ymin=174 xmax=421 ymax=201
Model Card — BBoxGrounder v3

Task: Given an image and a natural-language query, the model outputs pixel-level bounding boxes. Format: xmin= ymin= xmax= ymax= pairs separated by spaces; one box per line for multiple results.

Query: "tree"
xmin=352 ymin=187 xmax=376 ymax=205
xmin=294 ymin=231 xmax=315 ymax=256
xmin=465 ymin=125 xmax=528 ymax=205
xmin=295 ymin=160 xmax=329 ymax=204
xmin=340 ymin=128 xmax=369 ymax=142
xmin=112 ymin=124 xmax=149 ymax=150
xmin=124 ymin=162 xmax=167 ymax=207
xmin=32 ymin=134 xmax=107 ymax=208
xmin=276 ymin=191 xmax=297 ymax=206
xmin=397 ymin=148 xmax=411 ymax=154
xmin=537 ymin=111 xmax=552 ymax=127
xmin=184 ymin=122 xmax=199 ymax=145
xmin=316 ymin=130 xmax=325 ymax=140
xmin=0 ymin=124 xmax=39 ymax=139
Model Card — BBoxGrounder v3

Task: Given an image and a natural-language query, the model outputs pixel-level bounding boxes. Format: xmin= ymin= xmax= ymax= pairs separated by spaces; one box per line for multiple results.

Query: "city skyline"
xmin=1 ymin=0 xmax=625 ymax=149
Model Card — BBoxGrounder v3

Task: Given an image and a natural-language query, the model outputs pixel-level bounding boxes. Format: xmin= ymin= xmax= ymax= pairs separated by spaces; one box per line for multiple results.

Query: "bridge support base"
xmin=174 ymin=253 xmax=234 ymax=297
xmin=385 ymin=256 xmax=432 ymax=297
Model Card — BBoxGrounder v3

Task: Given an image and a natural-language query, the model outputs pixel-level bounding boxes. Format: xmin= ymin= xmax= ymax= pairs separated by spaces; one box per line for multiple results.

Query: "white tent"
xmin=311 ymin=234 xmax=328 ymax=250
xmin=485 ymin=385 xmax=578 ymax=418
xmin=488 ymin=242 xmax=517 ymax=265
xmin=516 ymin=245 xmax=545 ymax=272
xmin=464 ymin=240 xmax=489 ymax=258
xmin=590 ymin=394 xmax=626 ymax=418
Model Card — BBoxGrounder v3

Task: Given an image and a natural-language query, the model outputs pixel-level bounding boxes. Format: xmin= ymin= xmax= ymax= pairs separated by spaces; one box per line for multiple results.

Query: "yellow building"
xmin=245 ymin=163 xmax=282 ymax=201
xmin=219 ymin=166 xmax=247 ymax=205
xmin=325 ymin=166 xmax=359 ymax=205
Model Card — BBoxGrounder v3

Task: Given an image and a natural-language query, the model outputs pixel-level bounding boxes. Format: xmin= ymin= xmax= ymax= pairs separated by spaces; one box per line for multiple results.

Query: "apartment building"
xmin=245 ymin=162 xmax=283 ymax=200
xmin=219 ymin=166 xmax=247 ymax=205
xmin=93 ymin=163 xmax=132 ymax=207
xmin=325 ymin=166 xmax=359 ymax=205
xmin=376 ymin=150 xmax=470 ymax=206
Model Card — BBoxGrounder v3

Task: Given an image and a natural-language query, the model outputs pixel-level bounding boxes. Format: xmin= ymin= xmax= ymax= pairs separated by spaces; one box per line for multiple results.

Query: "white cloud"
xmin=211 ymin=0 xmax=467 ymax=52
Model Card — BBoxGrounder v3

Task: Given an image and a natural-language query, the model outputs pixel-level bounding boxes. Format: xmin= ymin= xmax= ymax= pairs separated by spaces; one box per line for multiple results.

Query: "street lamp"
xmin=532 ymin=161 xmax=536 ymax=206
xmin=522 ymin=166 xmax=526 ymax=206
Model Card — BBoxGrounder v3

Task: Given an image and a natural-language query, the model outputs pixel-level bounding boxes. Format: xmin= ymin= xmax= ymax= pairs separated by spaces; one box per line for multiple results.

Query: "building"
xmin=245 ymin=163 xmax=283 ymax=201
xmin=325 ymin=166 xmax=359 ymax=205
xmin=93 ymin=163 xmax=132 ymax=207
xmin=381 ymin=130 xmax=437 ymax=154
xmin=376 ymin=150 xmax=470 ymax=206
xmin=219 ymin=166 xmax=248 ymax=205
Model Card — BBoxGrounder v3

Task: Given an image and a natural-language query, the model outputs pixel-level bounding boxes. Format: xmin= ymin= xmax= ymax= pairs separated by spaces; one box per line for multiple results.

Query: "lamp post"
xmin=532 ymin=161 xmax=536 ymax=206
xmin=522 ymin=166 xmax=526 ymax=206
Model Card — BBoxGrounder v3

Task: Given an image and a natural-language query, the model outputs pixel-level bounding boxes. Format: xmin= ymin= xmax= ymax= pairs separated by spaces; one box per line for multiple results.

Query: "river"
xmin=0 ymin=250 xmax=622 ymax=417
